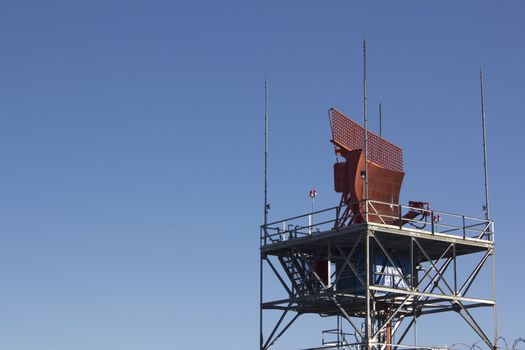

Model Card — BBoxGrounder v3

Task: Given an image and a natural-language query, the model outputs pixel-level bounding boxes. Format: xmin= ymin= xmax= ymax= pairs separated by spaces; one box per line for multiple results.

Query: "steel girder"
xmin=260 ymin=226 xmax=496 ymax=350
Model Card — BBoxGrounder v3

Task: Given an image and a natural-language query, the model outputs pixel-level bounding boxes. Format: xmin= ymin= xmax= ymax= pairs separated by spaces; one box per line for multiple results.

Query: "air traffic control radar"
xmin=259 ymin=108 xmax=497 ymax=350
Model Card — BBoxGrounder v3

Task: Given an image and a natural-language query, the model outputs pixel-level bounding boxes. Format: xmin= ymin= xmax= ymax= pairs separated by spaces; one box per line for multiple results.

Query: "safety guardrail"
xmin=260 ymin=200 xmax=494 ymax=247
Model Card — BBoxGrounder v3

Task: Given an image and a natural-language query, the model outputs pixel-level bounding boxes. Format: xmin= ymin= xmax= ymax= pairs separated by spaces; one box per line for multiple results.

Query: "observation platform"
xmin=260 ymin=200 xmax=495 ymax=317
xmin=261 ymin=200 xmax=494 ymax=261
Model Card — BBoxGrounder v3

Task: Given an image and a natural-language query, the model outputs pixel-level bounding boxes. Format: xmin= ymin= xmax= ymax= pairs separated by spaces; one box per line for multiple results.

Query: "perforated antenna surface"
xmin=329 ymin=108 xmax=404 ymax=172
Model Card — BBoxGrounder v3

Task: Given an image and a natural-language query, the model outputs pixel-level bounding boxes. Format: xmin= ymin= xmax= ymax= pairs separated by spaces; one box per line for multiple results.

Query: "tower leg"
xmin=365 ymin=230 xmax=372 ymax=349
xmin=260 ymin=254 xmax=264 ymax=350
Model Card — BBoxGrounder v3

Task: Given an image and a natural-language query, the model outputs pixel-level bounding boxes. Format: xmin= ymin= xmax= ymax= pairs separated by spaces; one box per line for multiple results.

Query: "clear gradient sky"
xmin=0 ymin=1 xmax=524 ymax=349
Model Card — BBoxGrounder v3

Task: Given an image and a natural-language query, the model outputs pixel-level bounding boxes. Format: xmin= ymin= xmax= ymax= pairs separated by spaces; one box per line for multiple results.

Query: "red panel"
xmin=315 ymin=261 xmax=329 ymax=286
xmin=333 ymin=162 xmax=349 ymax=193
xmin=329 ymin=108 xmax=404 ymax=172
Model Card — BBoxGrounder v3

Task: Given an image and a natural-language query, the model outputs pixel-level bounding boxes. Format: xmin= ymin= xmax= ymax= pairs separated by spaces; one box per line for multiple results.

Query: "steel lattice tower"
xmin=259 ymin=108 xmax=497 ymax=350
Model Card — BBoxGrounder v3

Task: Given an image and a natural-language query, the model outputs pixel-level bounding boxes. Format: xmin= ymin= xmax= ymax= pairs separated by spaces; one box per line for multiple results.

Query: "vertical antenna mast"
xmin=480 ymin=68 xmax=499 ymax=350
xmin=379 ymin=97 xmax=383 ymax=138
xmin=264 ymin=79 xmax=269 ymax=226
xmin=480 ymin=69 xmax=490 ymax=220
xmin=363 ymin=36 xmax=369 ymax=205
xmin=261 ymin=79 xmax=268 ymax=350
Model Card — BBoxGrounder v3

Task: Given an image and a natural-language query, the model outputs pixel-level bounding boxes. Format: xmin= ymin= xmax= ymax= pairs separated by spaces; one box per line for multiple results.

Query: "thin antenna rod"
xmin=479 ymin=68 xmax=499 ymax=349
xmin=379 ymin=97 xmax=383 ymax=138
xmin=363 ymin=36 xmax=369 ymax=204
xmin=261 ymin=79 xmax=268 ymax=350
xmin=481 ymin=68 xmax=499 ymax=349
xmin=264 ymin=79 xmax=269 ymax=226
xmin=480 ymin=69 xmax=490 ymax=220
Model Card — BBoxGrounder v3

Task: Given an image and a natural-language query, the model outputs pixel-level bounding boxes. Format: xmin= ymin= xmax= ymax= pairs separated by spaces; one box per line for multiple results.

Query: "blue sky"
xmin=0 ymin=1 xmax=524 ymax=349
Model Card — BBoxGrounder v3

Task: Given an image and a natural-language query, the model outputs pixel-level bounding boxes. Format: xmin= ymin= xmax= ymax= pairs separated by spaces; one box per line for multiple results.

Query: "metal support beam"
xmin=459 ymin=249 xmax=492 ymax=296
xmin=334 ymin=235 xmax=365 ymax=287
xmin=457 ymin=305 xmax=493 ymax=349
xmin=365 ymin=231 xmax=372 ymax=349
xmin=265 ymin=313 xmax=301 ymax=350
xmin=413 ymin=238 xmax=455 ymax=295
xmin=263 ymin=305 xmax=292 ymax=350
xmin=261 ymin=220 xmax=496 ymax=349
xmin=372 ymin=232 xmax=411 ymax=288
xmin=312 ymin=271 xmax=364 ymax=339
xmin=267 ymin=257 xmax=293 ymax=296
xmin=368 ymin=286 xmax=495 ymax=305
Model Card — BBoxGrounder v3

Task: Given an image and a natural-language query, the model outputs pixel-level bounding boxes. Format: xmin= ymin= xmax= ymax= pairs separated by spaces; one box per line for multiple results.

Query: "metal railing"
xmin=260 ymin=200 xmax=494 ymax=247
xmin=322 ymin=328 xmax=356 ymax=348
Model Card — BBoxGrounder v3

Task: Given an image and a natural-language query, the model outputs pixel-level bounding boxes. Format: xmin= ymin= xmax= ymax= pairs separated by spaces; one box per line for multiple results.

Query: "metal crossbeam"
xmin=334 ymin=235 xmax=365 ymax=287
xmin=372 ymin=233 xmax=411 ymax=288
xmin=261 ymin=221 xmax=496 ymax=349
xmin=267 ymin=257 xmax=293 ymax=296
xmin=368 ymin=286 xmax=494 ymax=305
xmin=459 ymin=249 xmax=492 ymax=296
xmin=312 ymin=271 xmax=364 ymax=339
xmin=414 ymin=238 xmax=455 ymax=295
